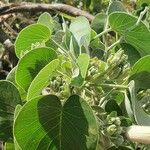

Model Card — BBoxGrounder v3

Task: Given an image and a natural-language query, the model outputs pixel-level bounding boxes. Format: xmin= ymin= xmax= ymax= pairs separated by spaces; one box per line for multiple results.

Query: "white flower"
xmin=126 ymin=125 xmax=150 ymax=144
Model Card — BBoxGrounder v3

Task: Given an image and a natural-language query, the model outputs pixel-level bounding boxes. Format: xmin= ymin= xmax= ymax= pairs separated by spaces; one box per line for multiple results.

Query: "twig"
xmin=91 ymin=83 xmax=128 ymax=89
xmin=91 ymin=28 xmax=112 ymax=41
xmin=0 ymin=3 xmax=94 ymax=21
xmin=107 ymin=38 xmax=122 ymax=52
xmin=136 ymin=6 xmax=149 ymax=26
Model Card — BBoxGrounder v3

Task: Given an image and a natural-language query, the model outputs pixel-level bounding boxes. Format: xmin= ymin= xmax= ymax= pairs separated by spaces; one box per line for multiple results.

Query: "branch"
xmin=0 ymin=3 xmax=94 ymax=21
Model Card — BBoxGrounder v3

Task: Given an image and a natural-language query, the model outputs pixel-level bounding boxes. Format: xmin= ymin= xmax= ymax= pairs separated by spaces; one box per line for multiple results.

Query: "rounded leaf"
xmin=70 ymin=16 xmax=91 ymax=48
xmin=0 ymin=80 xmax=21 ymax=141
xmin=109 ymin=12 xmax=150 ymax=56
xmin=37 ymin=12 xmax=54 ymax=32
xmin=14 ymin=95 xmax=98 ymax=150
xmin=16 ymin=47 xmax=57 ymax=92
xmin=15 ymin=24 xmax=50 ymax=58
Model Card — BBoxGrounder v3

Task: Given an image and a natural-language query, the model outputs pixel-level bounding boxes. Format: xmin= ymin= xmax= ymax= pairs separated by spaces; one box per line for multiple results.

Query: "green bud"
xmin=116 ymin=126 xmax=122 ymax=135
xmin=108 ymin=117 xmax=116 ymax=124
xmin=56 ymin=76 xmax=62 ymax=83
xmin=108 ymin=67 xmax=122 ymax=80
xmin=112 ymin=135 xmax=124 ymax=146
xmin=107 ymin=124 xmax=117 ymax=136
xmin=115 ymin=117 xmax=121 ymax=126
xmin=108 ymin=49 xmax=124 ymax=66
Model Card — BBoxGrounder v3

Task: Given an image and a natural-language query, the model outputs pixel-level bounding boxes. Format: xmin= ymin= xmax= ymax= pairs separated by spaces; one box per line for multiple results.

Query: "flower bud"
xmin=107 ymin=124 xmax=117 ymax=136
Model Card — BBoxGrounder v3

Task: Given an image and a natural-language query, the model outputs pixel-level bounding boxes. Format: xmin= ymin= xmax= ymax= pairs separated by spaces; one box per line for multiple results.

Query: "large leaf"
xmin=27 ymin=59 xmax=60 ymax=100
xmin=129 ymin=81 xmax=150 ymax=125
xmin=109 ymin=12 xmax=146 ymax=34
xmin=69 ymin=16 xmax=91 ymax=48
xmin=109 ymin=12 xmax=150 ymax=56
xmin=15 ymin=24 xmax=50 ymax=58
xmin=16 ymin=47 xmax=57 ymax=92
xmin=129 ymin=55 xmax=150 ymax=90
xmin=37 ymin=12 xmax=54 ymax=32
xmin=0 ymin=81 xmax=21 ymax=141
xmin=14 ymin=95 xmax=98 ymax=150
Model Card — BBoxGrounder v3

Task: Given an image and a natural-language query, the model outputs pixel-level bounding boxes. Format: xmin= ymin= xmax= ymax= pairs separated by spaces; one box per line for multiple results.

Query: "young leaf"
xmin=27 ymin=59 xmax=60 ymax=100
xmin=14 ymin=95 xmax=98 ymax=150
xmin=15 ymin=24 xmax=50 ymax=58
xmin=77 ymin=53 xmax=90 ymax=78
xmin=70 ymin=16 xmax=91 ymax=48
xmin=129 ymin=81 xmax=150 ymax=126
xmin=0 ymin=81 xmax=22 ymax=141
xmin=37 ymin=12 xmax=54 ymax=32
xmin=16 ymin=47 xmax=57 ymax=92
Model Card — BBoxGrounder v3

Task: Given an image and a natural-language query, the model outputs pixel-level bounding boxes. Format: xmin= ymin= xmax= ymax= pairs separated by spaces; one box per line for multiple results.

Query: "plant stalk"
xmin=136 ymin=6 xmax=149 ymax=26
xmin=91 ymin=83 xmax=128 ymax=89
xmin=91 ymin=28 xmax=112 ymax=41
xmin=107 ymin=38 xmax=121 ymax=52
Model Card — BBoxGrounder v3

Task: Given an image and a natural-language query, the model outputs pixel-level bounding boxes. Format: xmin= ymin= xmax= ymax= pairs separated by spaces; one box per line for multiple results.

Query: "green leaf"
xmin=6 ymin=67 xmax=27 ymax=101
xmin=69 ymin=35 xmax=80 ymax=58
xmin=109 ymin=12 xmax=142 ymax=34
xmin=6 ymin=67 xmax=16 ymax=84
xmin=27 ymin=59 xmax=60 ymax=100
xmin=90 ymin=30 xmax=105 ymax=50
xmin=0 ymin=81 xmax=21 ymax=141
xmin=71 ymin=74 xmax=84 ymax=87
xmin=109 ymin=12 xmax=150 ymax=56
xmin=77 ymin=53 xmax=90 ymax=78
xmin=70 ymin=16 xmax=91 ymax=48
xmin=129 ymin=81 xmax=150 ymax=125
xmin=105 ymin=100 xmax=122 ymax=116
xmin=136 ymin=0 xmax=150 ymax=7
xmin=107 ymin=1 xmax=126 ymax=15
xmin=4 ymin=142 xmax=15 ymax=150
xmin=16 ymin=47 xmax=57 ymax=92
xmin=123 ymin=92 xmax=133 ymax=119
xmin=91 ymin=13 xmax=107 ymax=34
xmin=14 ymin=105 xmax=22 ymax=150
xmin=15 ymin=24 xmax=50 ymax=58
xmin=129 ymin=55 xmax=150 ymax=90
xmin=37 ymin=12 xmax=54 ymax=32
xmin=121 ymin=43 xmax=141 ymax=66
xmin=14 ymin=95 xmax=98 ymax=150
